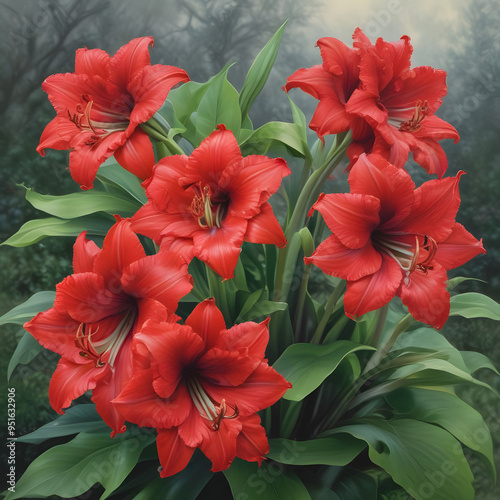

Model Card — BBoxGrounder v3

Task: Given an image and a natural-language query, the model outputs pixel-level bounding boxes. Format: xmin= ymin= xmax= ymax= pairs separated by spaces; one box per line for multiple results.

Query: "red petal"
xmin=198 ymin=348 xmax=258 ymax=386
xmin=399 ymin=263 xmax=450 ymax=329
xmin=157 ymin=428 xmax=195 ymax=478
xmin=42 ymin=73 xmax=91 ymax=115
xmin=199 ymin=417 xmax=242 ymax=472
xmin=217 ymin=318 xmax=270 ymax=361
xmin=75 ymin=47 xmax=110 ymax=78
xmin=305 ymin=234 xmax=382 ymax=281
xmin=128 ymin=64 xmax=189 ymax=127
xmin=73 ymin=231 xmax=100 ymax=274
xmin=24 ymin=308 xmax=81 ymax=361
xmin=244 ymin=202 xmax=286 ymax=248
xmin=136 ymin=322 xmax=204 ymax=397
xmin=223 ymin=156 xmax=290 ymax=219
xmin=203 ymin=362 xmax=291 ymax=417
xmin=310 ymin=96 xmax=352 ymax=137
xmin=283 ymin=65 xmax=335 ymax=99
xmin=312 ymin=193 xmax=380 ymax=249
xmin=349 ymin=153 xmax=415 ymax=226
xmin=343 ymin=254 xmax=402 ymax=319
xmin=54 ymin=272 xmax=131 ymax=323
xmin=93 ymin=218 xmax=146 ymax=288
xmin=404 ymin=172 xmax=463 ymax=243
xmin=237 ymin=414 xmax=269 ymax=465
xmin=185 ymin=298 xmax=226 ymax=351
xmin=49 ymin=357 xmax=101 ymax=413
xmin=346 ymin=88 xmax=387 ymax=127
xmin=108 ymin=37 xmax=154 ymax=90
xmin=131 ymin=203 xmax=177 ymax=244
xmin=114 ymin=128 xmax=155 ymax=180
xmin=192 ymin=215 xmax=247 ymax=280
xmin=36 ymin=117 xmax=72 ymax=155
xmin=113 ymin=369 xmax=191 ymax=429
xmin=434 ymin=223 xmax=485 ymax=270
xmin=181 ymin=126 xmax=242 ymax=189
xmin=122 ymin=251 xmax=192 ymax=312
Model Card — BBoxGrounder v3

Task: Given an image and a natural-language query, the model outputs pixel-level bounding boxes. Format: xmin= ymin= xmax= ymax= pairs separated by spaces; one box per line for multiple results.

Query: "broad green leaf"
xmin=389 ymin=327 xmax=468 ymax=372
xmin=195 ymin=68 xmax=241 ymax=143
xmin=239 ymin=21 xmax=287 ymax=121
xmin=96 ymin=161 xmax=147 ymax=204
xmin=24 ymin=187 xmax=140 ymax=219
xmin=6 ymin=431 xmax=155 ymax=500
xmin=132 ymin=450 xmax=212 ymax=500
xmin=447 ymin=276 xmax=485 ymax=291
xmin=240 ymin=120 xmax=310 ymax=158
xmin=1 ymin=215 xmax=113 ymax=247
xmin=449 ymin=292 xmax=500 ymax=320
xmin=17 ymin=405 xmax=108 ymax=444
xmin=268 ymin=435 xmax=366 ymax=466
xmin=386 ymin=387 xmax=495 ymax=478
xmin=0 ymin=291 xmax=55 ymax=326
xmin=460 ymin=350 xmax=500 ymax=375
xmin=385 ymin=357 xmax=494 ymax=393
xmin=334 ymin=418 xmax=475 ymax=500
xmin=273 ymin=341 xmax=374 ymax=401
xmin=7 ymin=331 xmax=44 ymax=380
xmin=224 ymin=458 xmax=311 ymax=500
xmin=157 ymin=100 xmax=188 ymax=141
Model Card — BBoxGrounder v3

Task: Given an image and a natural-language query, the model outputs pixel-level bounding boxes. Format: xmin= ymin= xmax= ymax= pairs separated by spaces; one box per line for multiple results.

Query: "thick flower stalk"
xmin=131 ymin=124 xmax=291 ymax=279
xmin=306 ymin=154 xmax=485 ymax=329
xmin=113 ymin=299 xmax=291 ymax=477
xmin=284 ymin=29 xmax=459 ymax=176
xmin=36 ymin=37 xmax=189 ymax=189
xmin=24 ymin=218 xmax=193 ymax=435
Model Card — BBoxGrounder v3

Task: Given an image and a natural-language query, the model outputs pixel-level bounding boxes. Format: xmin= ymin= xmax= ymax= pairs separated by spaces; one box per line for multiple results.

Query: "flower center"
xmin=399 ymin=100 xmax=429 ymax=133
xmin=186 ymin=375 xmax=239 ymax=431
xmin=372 ymin=232 xmax=437 ymax=285
xmin=75 ymin=308 xmax=137 ymax=369
xmin=190 ymin=184 xmax=228 ymax=230
xmin=67 ymin=97 xmax=129 ymax=146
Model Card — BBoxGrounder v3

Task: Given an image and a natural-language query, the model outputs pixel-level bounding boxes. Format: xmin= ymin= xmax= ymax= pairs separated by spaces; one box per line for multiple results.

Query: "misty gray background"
xmin=0 ymin=0 xmax=499 ymax=498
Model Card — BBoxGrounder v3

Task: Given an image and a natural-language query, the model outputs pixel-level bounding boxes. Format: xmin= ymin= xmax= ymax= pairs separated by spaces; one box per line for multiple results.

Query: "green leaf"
xmin=239 ymin=21 xmax=287 ymax=121
xmin=386 ymin=387 xmax=496 ymax=479
xmin=0 ymin=291 xmax=55 ymax=326
xmin=6 ymin=430 xmax=155 ymax=500
xmin=7 ymin=331 xmax=44 ymax=380
xmin=447 ymin=276 xmax=485 ymax=291
xmin=449 ymin=292 xmax=500 ymax=320
xmin=24 ymin=187 xmax=141 ymax=219
xmin=273 ymin=341 xmax=374 ymax=401
xmin=96 ymin=161 xmax=147 ymax=204
xmin=195 ymin=67 xmax=241 ymax=143
xmin=460 ymin=350 xmax=500 ymax=375
xmin=332 ymin=472 xmax=378 ymax=500
xmin=1 ymin=215 xmax=113 ymax=247
xmin=240 ymin=120 xmax=310 ymax=158
xmin=334 ymin=418 xmax=475 ymax=500
xmin=224 ymin=458 xmax=311 ymax=500
xmin=132 ymin=450 xmax=212 ymax=500
xmin=17 ymin=404 xmax=108 ymax=444
xmin=268 ymin=435 xmax=366 ymax=466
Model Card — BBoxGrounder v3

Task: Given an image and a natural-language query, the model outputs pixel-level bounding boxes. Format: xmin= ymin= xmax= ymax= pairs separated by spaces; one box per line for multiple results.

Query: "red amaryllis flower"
xmin=131 ymin=125 xmax=290 ymax=279
xmin=305 ymin=154 xmax=485 ymax=329
xmin=346 ymin=29 xmax=459 ymax=177
xmin=37 ymin=37 xmax=189 ymax=189
xmin=113 ymin=299 xmax=291 ymax=477
xmin=284 ymin=29 xmax=459 ymax=176
xmin=24 ymin=218 xmax=193 ymax=435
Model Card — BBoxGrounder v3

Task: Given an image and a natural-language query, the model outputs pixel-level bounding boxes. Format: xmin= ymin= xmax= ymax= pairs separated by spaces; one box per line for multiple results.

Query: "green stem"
xmin=292 ymin=263 xmax=312 ymax=342
xmin=363 ymin=313 xmax=415 ymax=374
xmin=369 ymin=303 xmax=389 ymax=347
xmin=140 ymin=121 xmax=186 ymax=156
xmin=310 ymin=280 xmax=346 ymax=344
xmin=273 ymin=132 xmax=351 ymax=302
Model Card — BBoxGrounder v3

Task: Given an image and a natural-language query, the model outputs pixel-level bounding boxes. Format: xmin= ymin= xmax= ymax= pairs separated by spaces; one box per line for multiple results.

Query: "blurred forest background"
xmin=0 ymin=0 xmax=499 ymax=498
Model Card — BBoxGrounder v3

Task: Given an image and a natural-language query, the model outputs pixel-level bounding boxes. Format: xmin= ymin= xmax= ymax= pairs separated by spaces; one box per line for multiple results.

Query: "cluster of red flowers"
xmin=25 ymin=30 xmax=484 ymax=477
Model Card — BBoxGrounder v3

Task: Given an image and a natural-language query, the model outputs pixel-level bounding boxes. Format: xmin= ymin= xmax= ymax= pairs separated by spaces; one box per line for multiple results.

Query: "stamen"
xmin=186 ymin=376 xmax=239 ymax=431
xmin=399 ymin=99 xmax=429 ymax=132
